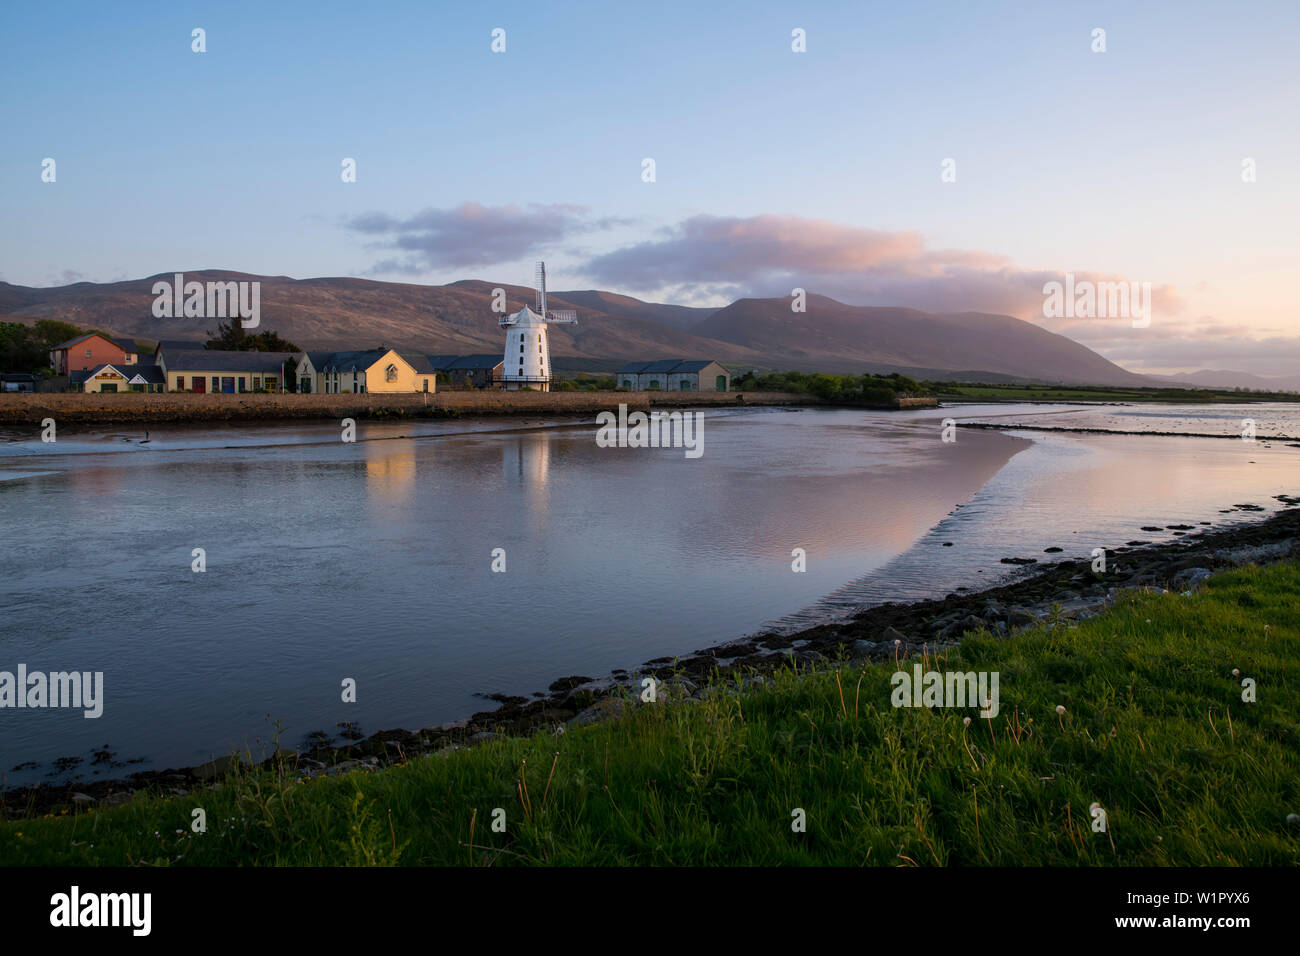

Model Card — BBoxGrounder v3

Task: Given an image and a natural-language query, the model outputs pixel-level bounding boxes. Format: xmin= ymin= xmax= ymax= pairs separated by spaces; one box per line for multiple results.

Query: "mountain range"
xmin=1150 ymin=369 xmax=1300 ymax=392
xmin=0 ymin=271 xmax=1290 ymax=390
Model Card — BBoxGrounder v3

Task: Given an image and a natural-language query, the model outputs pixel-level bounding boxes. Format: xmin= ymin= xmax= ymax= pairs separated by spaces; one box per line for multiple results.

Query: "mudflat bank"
xmin=958 ymin=421 xmax=1300 ymax=444
xmin=0 ymin=390 xmax=814 ymax=427
xmin=5 ymin=494 xmax=1296 ymax=818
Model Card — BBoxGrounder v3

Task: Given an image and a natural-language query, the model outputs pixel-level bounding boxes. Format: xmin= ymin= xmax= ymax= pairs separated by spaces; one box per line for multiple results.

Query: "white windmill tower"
xmin=498 ymin=261 xmax=577 ymax=391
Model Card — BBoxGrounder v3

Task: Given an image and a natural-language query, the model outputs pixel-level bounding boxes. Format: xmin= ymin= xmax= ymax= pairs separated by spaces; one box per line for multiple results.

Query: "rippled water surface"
xmin=0 ymin=403 xmax=1295 ymax=784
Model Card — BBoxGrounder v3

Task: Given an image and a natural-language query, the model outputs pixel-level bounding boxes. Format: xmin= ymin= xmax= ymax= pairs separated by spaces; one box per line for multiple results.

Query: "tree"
xmin=1 ymin=319 xmax=88 ymax=374
xmin=204 ymin=321 xmax=300 ymax=352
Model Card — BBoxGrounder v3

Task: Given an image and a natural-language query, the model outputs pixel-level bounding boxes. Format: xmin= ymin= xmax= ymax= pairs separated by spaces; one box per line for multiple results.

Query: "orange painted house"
xmin=49 ymin=333 xmax=138 ymax=376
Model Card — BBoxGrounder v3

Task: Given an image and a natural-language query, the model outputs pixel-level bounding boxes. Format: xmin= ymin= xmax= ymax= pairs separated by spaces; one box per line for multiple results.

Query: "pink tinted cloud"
xmin=582 ymin=213 xmax=1180 ymax=319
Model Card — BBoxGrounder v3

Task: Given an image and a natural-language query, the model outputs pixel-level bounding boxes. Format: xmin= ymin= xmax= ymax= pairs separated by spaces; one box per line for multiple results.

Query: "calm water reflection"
xmin=0 ymin=404 xmax=1294 ymax=785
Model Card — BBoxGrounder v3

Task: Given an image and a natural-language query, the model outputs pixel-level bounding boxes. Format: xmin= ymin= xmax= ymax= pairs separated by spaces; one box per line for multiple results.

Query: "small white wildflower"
xmin=1232 ymin=668 xmax=1240 ymax=677
xmin=1055 ymin=705 xmax=1066 ymax=715
xmin=963 ymin=716 xmax=971 ymax=727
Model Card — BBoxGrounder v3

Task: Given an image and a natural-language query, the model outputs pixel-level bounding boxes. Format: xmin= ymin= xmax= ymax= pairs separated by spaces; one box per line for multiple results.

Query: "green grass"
xmin=4 ymin=563 xmax=1298 ymax=866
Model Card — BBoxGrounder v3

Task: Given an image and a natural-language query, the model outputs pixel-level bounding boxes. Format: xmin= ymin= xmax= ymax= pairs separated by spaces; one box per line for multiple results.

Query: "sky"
xmin=2 ymin=0 xmax=1298 ymax=376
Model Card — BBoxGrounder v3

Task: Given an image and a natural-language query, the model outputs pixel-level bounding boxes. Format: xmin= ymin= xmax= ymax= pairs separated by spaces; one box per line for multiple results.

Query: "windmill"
xmin=498 ymin=261 xmax=577 ymax=391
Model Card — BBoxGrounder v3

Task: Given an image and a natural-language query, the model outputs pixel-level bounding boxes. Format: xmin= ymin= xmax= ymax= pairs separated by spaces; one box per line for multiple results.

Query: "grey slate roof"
xmin=642 ymin=359 xmax=686 ymax=374
xmin=303 ymin=351 xmax=335 ymax=369
xmin=50 ymin=335 xmax=127 ymax=353
xmin=311 ymin=349 xmax=391 ymax=373
xmin=70 ymin=363 xmax=164 ymax=384
xmin=51 ymin=334 xmax=92 ymax=351
xmin=617 ymin=359 xmax=724 ymax=375
xmin=304 ymin=349 xmax=435 ymax=375
xmin=162 ymin=350 xmax=296 ymax=373
xmin=434 ymin=353 xmax=499 ymax=371
xmin=397 ymin=351 xmax=436 ymax=374
xmin=127 ymin=364 xmax=166 ymax=384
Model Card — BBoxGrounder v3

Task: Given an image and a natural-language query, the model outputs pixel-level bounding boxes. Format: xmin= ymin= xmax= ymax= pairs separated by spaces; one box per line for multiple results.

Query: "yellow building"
xmin=295 ymin=349 xmax=436 ymax=394
xmin=158 ymin=348 xmax=297 ymax=393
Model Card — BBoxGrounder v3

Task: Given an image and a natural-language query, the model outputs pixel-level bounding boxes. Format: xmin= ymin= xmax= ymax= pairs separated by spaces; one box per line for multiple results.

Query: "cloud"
xmin=581 ymin=214 xmax=1181 ymax=320
xmin=345 ymin=202 xmax=628 ymax=274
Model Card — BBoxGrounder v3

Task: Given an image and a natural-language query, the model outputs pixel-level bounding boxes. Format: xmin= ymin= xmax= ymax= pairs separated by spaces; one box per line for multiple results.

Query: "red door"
xmin=192 ymin=378 xmax=206 ymax=393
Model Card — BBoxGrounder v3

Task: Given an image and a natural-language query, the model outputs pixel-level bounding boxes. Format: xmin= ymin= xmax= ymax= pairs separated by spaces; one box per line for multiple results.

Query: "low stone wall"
xmin=0 ymin=390 xmax=815 ymax=426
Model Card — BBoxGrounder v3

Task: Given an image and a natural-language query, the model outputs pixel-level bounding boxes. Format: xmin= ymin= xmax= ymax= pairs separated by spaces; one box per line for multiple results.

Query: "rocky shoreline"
xmin=957 ymin=421 xmax=1300 ymax=443
xmin=4 ymin=494 xmax=1298 ymax=819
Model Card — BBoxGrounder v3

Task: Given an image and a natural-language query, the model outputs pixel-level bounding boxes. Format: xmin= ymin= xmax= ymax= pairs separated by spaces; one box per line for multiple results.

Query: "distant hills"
xmin=0 ymin=271 xmax=1289 ymax=390
xmin=1151 ymin=369 xmax=1300 ymax=392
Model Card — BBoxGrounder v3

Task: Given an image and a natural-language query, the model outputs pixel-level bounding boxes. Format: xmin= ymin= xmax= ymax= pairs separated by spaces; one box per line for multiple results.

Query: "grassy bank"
xmin=4 ymin=562 xmax=1297 ymax=865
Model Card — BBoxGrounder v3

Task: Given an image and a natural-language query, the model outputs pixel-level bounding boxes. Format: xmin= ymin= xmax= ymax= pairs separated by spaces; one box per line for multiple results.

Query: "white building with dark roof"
xmin=616 ymin=360 xmax=730 ymax=392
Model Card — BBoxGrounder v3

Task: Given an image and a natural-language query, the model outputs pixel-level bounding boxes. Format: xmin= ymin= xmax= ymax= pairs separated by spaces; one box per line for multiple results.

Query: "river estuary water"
xmin=0 ymin=402 xmax=1297 ymax=785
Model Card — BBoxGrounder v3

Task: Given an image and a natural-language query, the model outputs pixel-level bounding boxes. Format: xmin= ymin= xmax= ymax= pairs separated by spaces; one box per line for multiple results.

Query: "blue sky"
xmin=2 ymin=0 xmax=1298 ymax=374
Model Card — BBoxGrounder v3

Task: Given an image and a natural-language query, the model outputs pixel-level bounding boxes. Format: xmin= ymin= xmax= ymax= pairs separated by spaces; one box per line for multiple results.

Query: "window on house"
xmin=177 ymin=376 xmax=185 ymax=389
xmin=85 ymin=348 xmax=91 ymax=357
xmin=385 ymin=364 xmax=398 ymax=382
